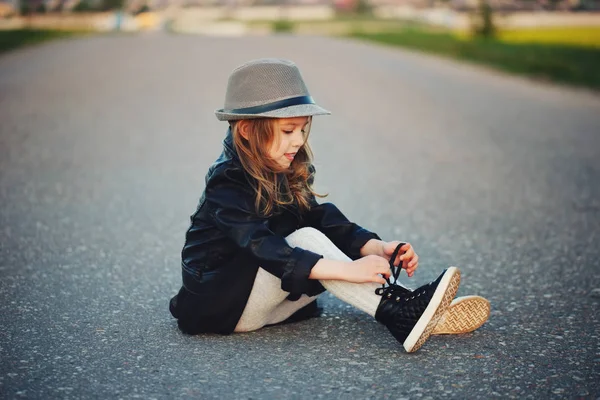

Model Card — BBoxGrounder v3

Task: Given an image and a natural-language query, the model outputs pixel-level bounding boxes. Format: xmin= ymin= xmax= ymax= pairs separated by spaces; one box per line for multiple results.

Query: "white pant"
xmin=234 ymin=227 xmax=382 ymax=332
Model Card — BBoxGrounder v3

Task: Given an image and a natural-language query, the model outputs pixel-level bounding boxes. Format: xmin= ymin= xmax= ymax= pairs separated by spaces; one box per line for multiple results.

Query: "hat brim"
xmin=215 ymin=103 xmax=331 ymax=121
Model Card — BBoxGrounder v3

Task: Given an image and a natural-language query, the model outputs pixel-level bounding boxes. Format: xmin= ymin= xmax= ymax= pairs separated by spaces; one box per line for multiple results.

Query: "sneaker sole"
xmin=403 ymin=267 xmax=461 ymax=353
xmin=432 ymin=295 xmax=490 ymax=335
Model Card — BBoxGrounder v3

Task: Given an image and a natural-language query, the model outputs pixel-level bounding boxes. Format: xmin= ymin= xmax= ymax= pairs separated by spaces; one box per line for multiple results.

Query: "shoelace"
xmin=375 ymin=242 xmax=409 ymax=298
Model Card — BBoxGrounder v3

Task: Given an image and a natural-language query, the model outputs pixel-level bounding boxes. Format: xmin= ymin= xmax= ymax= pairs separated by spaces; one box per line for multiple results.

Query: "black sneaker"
xmin=377 ymin=245 xmax=488 ymax=336
xmin=374 ymin=244 xmax=461 ymax=352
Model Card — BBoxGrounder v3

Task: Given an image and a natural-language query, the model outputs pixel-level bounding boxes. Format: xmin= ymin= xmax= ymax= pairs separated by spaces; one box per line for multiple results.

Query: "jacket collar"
xmin=223 ymin=128 xmax=238 ymax=161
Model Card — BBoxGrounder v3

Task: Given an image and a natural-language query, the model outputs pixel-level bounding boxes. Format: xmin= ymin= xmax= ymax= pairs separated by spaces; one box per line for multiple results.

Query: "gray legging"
xmin=234 ymin=227 xmax=382 ymax=332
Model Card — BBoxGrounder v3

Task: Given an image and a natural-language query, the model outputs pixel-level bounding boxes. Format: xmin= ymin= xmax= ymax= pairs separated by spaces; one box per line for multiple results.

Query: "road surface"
xmin=1 ymin=33 xmax=599 ymax=399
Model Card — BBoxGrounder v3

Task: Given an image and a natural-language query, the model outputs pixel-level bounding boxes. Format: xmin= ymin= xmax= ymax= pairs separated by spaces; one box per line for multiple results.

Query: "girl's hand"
xmin=383 ymin=241 xmax=419 ymax=277
xmin=346 ymin=255 xmax=392 ymax=284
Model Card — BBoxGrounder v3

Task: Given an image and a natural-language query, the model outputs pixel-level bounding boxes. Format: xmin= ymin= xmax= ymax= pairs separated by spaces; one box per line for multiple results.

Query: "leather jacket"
xmin=170 ymin=129 xmax=380 ymax=335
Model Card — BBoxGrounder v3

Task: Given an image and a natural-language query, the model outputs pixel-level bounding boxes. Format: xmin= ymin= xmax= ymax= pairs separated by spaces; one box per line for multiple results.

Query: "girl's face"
xmin=269 ymin=117 xmax=309 ymax=169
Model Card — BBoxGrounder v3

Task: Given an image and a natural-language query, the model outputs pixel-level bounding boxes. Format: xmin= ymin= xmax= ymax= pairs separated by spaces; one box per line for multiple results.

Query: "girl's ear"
xmin=237 ymin=120 xmax=250 ymax=141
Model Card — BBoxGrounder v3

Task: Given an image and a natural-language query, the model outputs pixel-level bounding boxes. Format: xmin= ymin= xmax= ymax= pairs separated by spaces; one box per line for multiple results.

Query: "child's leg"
xmin=235 ymin=227 xmax=460 ymax=353
xmin=234 ymin=268 xmax=317 ymax=332
xmin=234 ymin=227 xmax=381 ymax=333
xmin=285 ymin=227 xmax=382 ymax=317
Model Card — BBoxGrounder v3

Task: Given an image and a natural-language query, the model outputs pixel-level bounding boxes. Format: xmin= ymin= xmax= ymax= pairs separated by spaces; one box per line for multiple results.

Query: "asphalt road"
xmin=1 ymin=33 xmax=599 ymax=399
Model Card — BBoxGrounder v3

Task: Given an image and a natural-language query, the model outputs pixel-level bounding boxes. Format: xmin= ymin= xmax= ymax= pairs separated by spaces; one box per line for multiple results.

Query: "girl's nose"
xmin=293 ymin=130 xmax=304 ymax=147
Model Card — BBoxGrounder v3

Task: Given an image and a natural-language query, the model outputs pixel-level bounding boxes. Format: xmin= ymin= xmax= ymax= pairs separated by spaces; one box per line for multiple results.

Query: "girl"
xmin=169 ymin=58 xmax=489 ymax=352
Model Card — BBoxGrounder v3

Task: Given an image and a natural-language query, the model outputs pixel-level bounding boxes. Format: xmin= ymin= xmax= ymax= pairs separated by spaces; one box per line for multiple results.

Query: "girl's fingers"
xmin=388 ymin=242 xmax=419 ymax=272
xmin=402 ymin=255 xmax=412 ymax=269
xmin=392 ymin=247 xmax=403 ymax=265
xmin=380 ymin=268 xmax=391 ymax=278
xmin=407 ymin=263 xmax=418 ymax=275
xmin=399 ymin=247 xmax=414 ymax=261
xmin=408 ymin=255 xmax=419 ymax=268
xmin=401 ymin=250 xmax=418 ymax=269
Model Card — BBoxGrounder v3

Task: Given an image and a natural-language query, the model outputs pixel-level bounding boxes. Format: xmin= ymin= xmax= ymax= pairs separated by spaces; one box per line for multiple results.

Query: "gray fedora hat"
xmin=215 ymin=58 xmax=331 ymax=121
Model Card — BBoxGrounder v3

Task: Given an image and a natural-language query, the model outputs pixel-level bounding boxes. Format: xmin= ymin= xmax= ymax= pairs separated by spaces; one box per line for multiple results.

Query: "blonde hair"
xmin=230 ymin=117 xmax=326 ymax=216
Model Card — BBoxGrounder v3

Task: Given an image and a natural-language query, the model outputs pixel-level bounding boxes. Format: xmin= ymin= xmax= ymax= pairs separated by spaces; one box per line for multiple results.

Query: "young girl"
xmin=169 ymin=58 xmax=489 ymax=352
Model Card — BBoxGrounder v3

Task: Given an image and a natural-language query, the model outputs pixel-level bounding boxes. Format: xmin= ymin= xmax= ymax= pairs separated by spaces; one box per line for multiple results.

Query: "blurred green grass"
xmin=0 ymin=29 xmax=84 ymax=54
xmin=351 ymin=29 xmax=600 ymax=89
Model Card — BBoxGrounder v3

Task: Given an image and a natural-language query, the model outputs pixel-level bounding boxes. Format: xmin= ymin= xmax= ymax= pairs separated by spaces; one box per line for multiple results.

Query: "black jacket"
xmin=169 ymin=129 xmax=380 ymax=334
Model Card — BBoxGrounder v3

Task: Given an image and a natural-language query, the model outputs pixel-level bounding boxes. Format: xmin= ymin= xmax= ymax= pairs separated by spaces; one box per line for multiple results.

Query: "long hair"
xmin=230 ymin=117 xmax=326 ymax=216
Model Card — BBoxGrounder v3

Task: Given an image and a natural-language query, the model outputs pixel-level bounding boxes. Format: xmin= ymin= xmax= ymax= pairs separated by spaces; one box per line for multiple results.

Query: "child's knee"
xmin=287 ymin=227 xmax=328 ymax=245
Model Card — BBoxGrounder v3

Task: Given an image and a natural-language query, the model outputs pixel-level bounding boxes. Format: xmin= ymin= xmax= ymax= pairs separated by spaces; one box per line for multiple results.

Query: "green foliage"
xmin=20 ymin=2 xmax=31 ymax=14
xmin=272 ymin=20 xmax=294 ymax=33
xmin=351 ymin=29 xmax=600 ymax=89
xmin=0 ymin=29 xmax=82 ymax=54
xmin=20 ymin=0 xmax=47 ymax=14
xmin=100 ymin=0 xmax=124 ymax=11
xmin=73 ymin=0 xmax=96 ymax=12
xmin=471 ymin=0 xmax=496 ymax=38
xmin=354 ymin=0 xmax=373 ymax=15
xmin=134 ymin=4 xmax=151 ymax=14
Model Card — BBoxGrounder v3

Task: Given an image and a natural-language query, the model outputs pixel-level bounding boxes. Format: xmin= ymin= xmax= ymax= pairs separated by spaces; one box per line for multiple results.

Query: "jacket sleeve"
xmin=304 ymin=165 xmax=381 ymax=260
xmin=204 ymin=165 xmax=324 ymax=297
xmin=304 ymin=198 xmax=381 ymax=260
